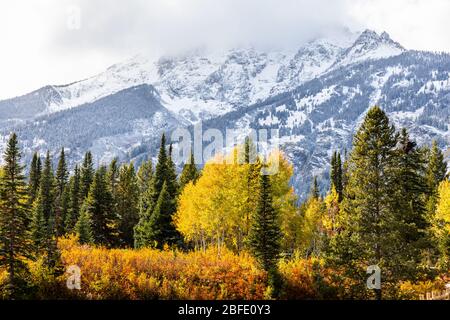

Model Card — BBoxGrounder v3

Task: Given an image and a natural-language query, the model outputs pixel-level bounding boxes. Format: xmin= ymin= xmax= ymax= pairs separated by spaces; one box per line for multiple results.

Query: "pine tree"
xmin=134 ymin=214 xmax=154 ymax=249
xmin=28 ymin=152 xmax=42 ymax=204
xmin=107 ymin=158 xmax=120 ymax=196
xmin=134 ymin=159 xmax=155 ymax=248
xmin=425 ymin=140 xmax=448 ymax=216
xmin=30 ymin=193 xmax=47 ymax=253
xmin=146 ymin=182 xmax=181 ymax=248
xmin=137 ymin=159 xmax=154 ymax=217
xmin=55 ymin=148 xmax=69 ymax=236
xmin=83 ymin=166 xmax=116 ymax=246
xmin=135 ymin=134 xmax=181 ymax=248
xmin=117 ymin=163 xmax=139 ymax=247
xmin=179 ymin=151 xmax=199 ymax=190
xmin=151 ymin=134 xmax=169 ymax=207
xmin=248 ymin=173 xmax=282 ymax=272
xmin=0 ymin=134 xmax=32 ymax=297
xmin=327 ymin=106 xmax=399 ymax=299
xmin=107 ymin=158 xmax=119 ymax=214
xmin=65 ymin=165 xmax=81 ymax=233
xmin=55 ymin=148 xmax=69 ymax=196
xmin=37 ymin=151 xmax=59 ymax=268
xmin=243 ymin=136 xmax=258 ymax=164
xmin=310 ymin=176 xmax=320 ymax=199
xmin=330 ymin=151 xmax=343 ymax=202
xmin=242 ymin=137 xmax=261 ymax=251
xmin=75 ymin=205 xmax=93 ymax=245
xmin=39 ymin=151 xmax=55 ymax=224
xmin=391 ymin=128 xmax=430 ymax=274
xmin=80 ymin=151 xmax=94 ymax=199
xmin=166 ymin=143 xmax=179 ymax=201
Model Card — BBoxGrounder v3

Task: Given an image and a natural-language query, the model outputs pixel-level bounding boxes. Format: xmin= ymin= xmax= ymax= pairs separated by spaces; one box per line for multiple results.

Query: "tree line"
xmin=0 ymin=106 xmax=448 ymax=299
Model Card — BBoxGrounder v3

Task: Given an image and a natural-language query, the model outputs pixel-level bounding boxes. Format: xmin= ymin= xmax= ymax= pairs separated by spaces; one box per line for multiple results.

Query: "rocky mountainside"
xmin=0 ymin=29 xmax=448 ymax=199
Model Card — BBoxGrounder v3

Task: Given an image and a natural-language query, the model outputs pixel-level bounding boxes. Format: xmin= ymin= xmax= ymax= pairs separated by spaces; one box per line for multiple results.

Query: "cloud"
xmin=346 ymin=0 xmax=450 ymax=52
xmin=1 ymin=0 xmax=450 ymax=99
xmin=53 ymin=0 xmax=357 ymax=55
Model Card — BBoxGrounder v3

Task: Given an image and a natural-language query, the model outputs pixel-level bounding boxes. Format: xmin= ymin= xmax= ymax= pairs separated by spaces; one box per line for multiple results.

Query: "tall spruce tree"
xmin=107 ymin=158 xmax=120 ymax=196
xmin=117 ymin=163 xmax=139 ymax=247
xmin=425 ymin=140 xmax=448 ymax=216
xmin=75 ymin=205 xmax=93 ymax=245
xmin=330 ymin=151 xmax=343 ymax=202
xmin=327 ymin=106 xmax=402 ymax=299
xmin=80 ymin=151 xmax=94 ymax=200
xmin=35 ymin=151 xmax=59 ymax=268
xmin=30 ymin=192 xmax=47 ymax=253
xmin=137 ymin=159 xmax=154 ymax=217
xmin=310 ymin=176 xmax=320 ymax=199
xmin=242 ymin=137 xmax=262 ymax=251
xmin=55 ymin=148 xmax=69 ymax=236
xmin=135 ymin=134 xmax=181 ymax=248
xmin=107 ymin=158 xmax=119 ymax=211
xmin=65 ymin=165 xmax=81 ymax=233
xmin=30 ymin=193 xmax=48 ymax=255
xmin=151 ymin=134 xmax=169 ymax=207
xmin=145 ymin=182 xmax=181 ymax=248
xmin=390 ymin=128 xmax=430 ymax=275
xmin=179 ymin=151 xmax=199 ymax=190
xmin=55 ymin=148 xmax=69 ymax=196
xmin=166 ymin=143 xmax=179 ymax=201
xmin=248 ymin=173 xmax=282 ymax=272
xmin=83 ymin=166 xmax=117 ymax=246
xmin=39 ymin=152 xmax=55 ymax=224
xmin=0 ymin=133 xmax=32 ymax=297
xmin=28 ymin=152 xmax=42 ymax=205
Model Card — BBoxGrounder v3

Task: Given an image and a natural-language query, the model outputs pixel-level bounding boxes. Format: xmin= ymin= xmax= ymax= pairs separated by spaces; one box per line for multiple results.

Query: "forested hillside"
xmin=0 ymin=106 xmax=448 ymax=300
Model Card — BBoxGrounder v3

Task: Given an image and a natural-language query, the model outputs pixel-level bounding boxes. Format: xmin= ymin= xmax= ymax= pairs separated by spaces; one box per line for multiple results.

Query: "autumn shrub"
xmin=398 ymin=274 xmax=450 ymax=299
xmin=27 ymin=257 xmax=71 ymax=299
xmin=278 ymin=255 xmax=324 ymax=299
xmin=58 ymin=236 xmax=267 ymax=299
xmin=0 ymin=268 xmax=9 ymax=299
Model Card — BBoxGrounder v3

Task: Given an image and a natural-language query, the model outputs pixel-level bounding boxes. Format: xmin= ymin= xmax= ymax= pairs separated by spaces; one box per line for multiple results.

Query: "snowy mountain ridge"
xmin=37 ymin=29 xmax=405 ymax=123
xmin=0 ymin=29 xmax=449 ymax=199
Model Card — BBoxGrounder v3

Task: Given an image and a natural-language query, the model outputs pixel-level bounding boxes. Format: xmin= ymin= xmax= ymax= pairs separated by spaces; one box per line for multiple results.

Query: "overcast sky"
xmin=1 ymin=0 xmax=450 ymax=100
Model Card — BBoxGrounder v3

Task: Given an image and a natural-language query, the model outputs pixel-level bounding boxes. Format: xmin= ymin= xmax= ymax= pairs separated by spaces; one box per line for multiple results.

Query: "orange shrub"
xmin=58 ymin=237 xmax=267 ymax=300
xmin=278 ymin=256 xmax=348 ymax=299
xmin=399 ymin=274 xmax=450 ymax=300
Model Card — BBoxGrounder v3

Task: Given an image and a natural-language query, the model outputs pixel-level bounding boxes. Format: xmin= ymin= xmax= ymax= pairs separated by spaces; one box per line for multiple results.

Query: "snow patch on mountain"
xmin=332 ymin=30 xmax=405 ymax=69
xmin=418 ymin=78 xmax=450 ymax=94
xmin=38 ymin=29 xmax=383 ymax=124
xmin=296 ymin=86 xmax=337 ymax=113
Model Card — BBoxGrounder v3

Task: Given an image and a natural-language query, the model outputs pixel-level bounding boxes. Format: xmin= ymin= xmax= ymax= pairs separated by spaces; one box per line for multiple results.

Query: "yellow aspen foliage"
xmin=322 ymin=186 xmax=340 ymax=236
xmin=174 ymin=147 xmax=299 ymax=253
xmin=299 ymin=197 xmax=326 ymax=257
xmin=266 ymin=151 xmax=300 ymax=252
xmin=434 ymin=179 xmax=450 ymax=254
xmin=435 ymin=180 xmax=450 ymax=233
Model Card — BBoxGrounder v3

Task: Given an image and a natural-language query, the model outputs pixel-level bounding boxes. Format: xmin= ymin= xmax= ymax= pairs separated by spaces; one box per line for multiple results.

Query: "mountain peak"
xmin=360 ymin=29 xmax=379 ymax=38
xmin=354 ymin=29 xmax=404 ymax=50
xmin=329 ymin=29 xmax=405 ymax=69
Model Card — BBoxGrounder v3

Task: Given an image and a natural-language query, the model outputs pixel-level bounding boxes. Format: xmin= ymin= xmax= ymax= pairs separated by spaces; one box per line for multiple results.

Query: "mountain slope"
xmin=0 ymin=29 xmax=448 ymax=199
xmin=0 ymin=84 xmax=182 ymax=167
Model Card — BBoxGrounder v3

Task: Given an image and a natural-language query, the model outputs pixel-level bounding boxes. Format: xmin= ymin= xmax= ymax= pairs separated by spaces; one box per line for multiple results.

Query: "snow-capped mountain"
xmin=0 ymin=29 xmax=448 ymax=199
xmin=331 ymin=29 xmax=405 ymax=69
